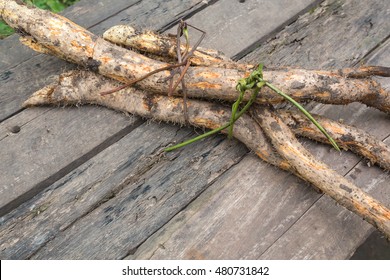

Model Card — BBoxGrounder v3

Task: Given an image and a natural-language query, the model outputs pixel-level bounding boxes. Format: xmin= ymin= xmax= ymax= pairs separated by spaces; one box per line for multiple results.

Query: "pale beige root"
xmin=2 ymin=0 xmax=390 ymax=113
xmin=102 ymin=26 xmax=390 ymax=113
xmin=24 ymin=71 xmax=390 ymax=179
xmin=24 ymin=68 xmax=390 ymax=170
xmin=278 ymin=109 xmax=390 ymax=171
xmin=335 ymin=66 xmax=390 ymax=78
xmin=23 ymin=70 xmax=291 ymax=172
xmin=251 ymin=106 xmax=390 ymax=239
xmin=23 ymin=70 xmax=390 ymax=238
xmin=102 ymin=25 xmax=252 ymax=71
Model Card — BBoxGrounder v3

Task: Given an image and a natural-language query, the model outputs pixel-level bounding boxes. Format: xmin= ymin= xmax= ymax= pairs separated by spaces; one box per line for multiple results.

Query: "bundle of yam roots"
xmin=1 ymin=1 xmax=390 ymax=238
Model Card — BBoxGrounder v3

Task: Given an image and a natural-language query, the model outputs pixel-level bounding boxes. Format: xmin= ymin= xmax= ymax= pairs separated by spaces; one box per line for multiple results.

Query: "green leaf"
xmin=0 ymin=21 xmax=14 ymax=39
xmin=46 ymin=0 xmax=66 ymax=13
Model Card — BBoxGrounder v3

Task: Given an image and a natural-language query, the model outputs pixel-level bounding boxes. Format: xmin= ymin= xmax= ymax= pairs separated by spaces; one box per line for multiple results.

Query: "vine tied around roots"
xmin=165 ymin=64 xmax=340 ymax=152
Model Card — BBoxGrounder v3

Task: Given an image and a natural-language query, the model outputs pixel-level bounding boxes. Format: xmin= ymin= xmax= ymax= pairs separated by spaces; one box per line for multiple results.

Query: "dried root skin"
xmin=103 ymin=25 xmax=251 ymax=71
xmin=1 ymin=0 xmax=98 ymax=65
xmin=2 ymin=0 xmax=389 ymax=113
xmin=252 ymin=106 xmax=390 ymax=239
xmin=337 ymin=66 xmax=390 ymax=78
xmin=278 ymin=109 xmax=390 ymax=171
xmin=261 ymin=69 xmax=390 ymax=113
xmin=23 ymin=69 xmax=390 ymax=173
xmin=3 ymin=0 xmax=390 ymax=239
xmin=23 ymin=70 xmax=290 ymax=172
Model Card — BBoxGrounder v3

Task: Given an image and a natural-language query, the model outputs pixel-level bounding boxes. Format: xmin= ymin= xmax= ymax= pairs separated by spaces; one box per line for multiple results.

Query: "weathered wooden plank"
xmin=260 ymin=153 xmax=390 ymax=259
xmin=0 ymin=122 xmax=203 ymax=259
xmin=130 ymin=0 xmax=390 ymax=259
xmin=0 ymin=0 xmax=213 ymax=213
xmin=0 ymin=0 xmax=326 ymax=256
xmin=132 ymin=154 xmax=319 ymax=259
xmin=260 ymin=38 xmax=390 ymax=259
xmin=0 ymin=0 xmax=209 ymax=121
xmin=0 ymin=106 xmax=140 ymax=216
xmin=92 ymin=0 xmax=211 ymax=34
xmin=0 ymin=56 xmax=72 ymax=121
xmin=1 ymin=0 xmax=389 ymax=260
xmin=0 ymin=0 xmax=141 ymax=70
xmin=31 ymin=138 xmax=246 ymax=260
xmin=242 ymin=0 xmax=390 ymax=68
xmin=165 ymin=0 xmax=322 ymax=58
xmin=0 ymin=122 xmax=247 ymax=259
xmin=0 ymin=107 xmax=51 ymax=141
xmin=250 ymin=0 xmax=390 ymax=259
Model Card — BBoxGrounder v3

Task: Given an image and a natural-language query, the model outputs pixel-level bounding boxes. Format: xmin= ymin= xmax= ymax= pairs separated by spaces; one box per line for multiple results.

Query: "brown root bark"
xmin=102 ymin=25 xmax=251 ymax=71
xmin=22 ymin=70 xmax=291 ymax=172
xmin=23 ymin=70 xmax=390 ymax=238
xmin=2 ymin=0 xmax=390 ymax=113
xmin=3 ymin=0 xmax=390 ymax=239
xmin=278 ymin=109 xmax=390 ymax=171
xmin=23 ymin=70 xmax=390 ymax=172
xmin=251 ymin=106 xmax=390 ymax=239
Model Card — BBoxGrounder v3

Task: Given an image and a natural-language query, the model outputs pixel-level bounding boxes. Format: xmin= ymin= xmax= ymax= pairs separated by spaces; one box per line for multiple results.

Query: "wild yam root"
xmin=1 ymin=0 xmax=389 ymax=238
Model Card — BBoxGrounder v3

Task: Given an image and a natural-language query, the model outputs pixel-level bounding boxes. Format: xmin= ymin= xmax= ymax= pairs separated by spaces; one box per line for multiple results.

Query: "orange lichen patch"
xmin=195 ymin=71 xmax=221 ymax=79
xmin=279 ymin=160 xmax=292 ymax=171
xmin=211 ymin=108 xmax=227 ymax=116
xmin=192 ymin=52 xmax=221 ymax=63
xmin=189 ymin=57 xmax=208 ymax=65
xmin=241 ymin=71 xmax=251 ymax=78
xmin=104 ymin=73 xmax=128 ymax=83
xmin=84 ymin=45 xmax=94 ymax=56
xmin=324 ymin=123 xmax=345 ymax=135
xmin=359 ymin=149 xmax=373 ymax=159
xmin=140 ymin=65 xmax=155 ymax=74
xmin=290 ymin=91 xmax=305 ymax=97
xmin=284 ymin=74 xmax=295 ymax=81
xmin=255 ymin=151 xmax=270 ymax=162
xmin=48 ymin=28 xmax=62 ymax=37
xmin=300 ymin=124 xmax=343 ymax=136
xmin=70 ymin=40 xmax=81 ymax=48
xmin=351 ymin=199 xmax=370 ymax=218
xmin=99 ymin=56 xmax=114 ymax=64
xmin=142 ymin=99 xmax=155 ymax=111
xmin=299 ymin=127 xmax=320 ymax=134
xmin=166 ymin=97 xmax=183 ymax=108
xmin=314 ymin=70 xmax=337 ymax=77
xmin=191 ymin=118 xmax=221 ymax=130
xmin=315 ymin=91 xmax=332 ymax=99
xmin=188 ymin=82 xmax=222 ymax=90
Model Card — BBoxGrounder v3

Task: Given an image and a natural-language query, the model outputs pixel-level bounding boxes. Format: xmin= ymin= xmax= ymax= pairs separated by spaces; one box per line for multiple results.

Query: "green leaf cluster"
xmin=1 ymin=0 xmax=79 ymax=39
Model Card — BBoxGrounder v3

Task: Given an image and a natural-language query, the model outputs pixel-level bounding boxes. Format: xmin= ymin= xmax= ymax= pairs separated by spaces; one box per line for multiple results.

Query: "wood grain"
xmin=0 ymin=0 xmax=389 ymax=260
xmin=0 ymin=0 xmax=209 ymax=121
xmin=131 ymin=0 xmax=390 ymax=259
xmin=243 ymin=0 xmax=390 ymax=68
xmin=0 ymin=0 xmax=141 ymax=71
xmin=259 ymin=38 xmax=390 ymax=259
xmin=0 ymin=106 xmax=140 ymax=216
xmin=0 ymin=0 xmax=212 ymax=214
xmin=0 ymin=122 xmax=248 ymax=259
xmin=165 ymin=0 xmax=322 ymax=58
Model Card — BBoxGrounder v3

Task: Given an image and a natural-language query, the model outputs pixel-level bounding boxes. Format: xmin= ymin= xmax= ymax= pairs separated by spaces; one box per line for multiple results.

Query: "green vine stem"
xmin=165 ymin=64 xmax=340 ymax=152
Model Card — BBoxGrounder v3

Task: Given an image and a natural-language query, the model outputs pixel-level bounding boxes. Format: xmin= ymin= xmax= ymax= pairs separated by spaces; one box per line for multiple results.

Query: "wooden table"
xmin=0 ymin=0 xmax=389 ymax=259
